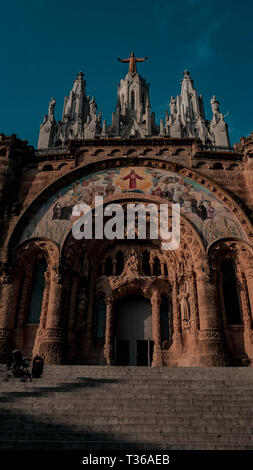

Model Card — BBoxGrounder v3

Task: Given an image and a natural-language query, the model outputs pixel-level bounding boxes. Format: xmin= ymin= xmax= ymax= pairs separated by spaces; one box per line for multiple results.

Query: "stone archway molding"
xmin=4 ymin=158 xmax=252 ymax=264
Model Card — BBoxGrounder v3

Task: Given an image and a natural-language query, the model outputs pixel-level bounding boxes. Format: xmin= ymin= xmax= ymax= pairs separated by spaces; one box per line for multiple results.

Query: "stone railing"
xmin=198 ymin=144 xmax=234 ymax=153
xmin=35 ymin=146 xmax=69 ymax=156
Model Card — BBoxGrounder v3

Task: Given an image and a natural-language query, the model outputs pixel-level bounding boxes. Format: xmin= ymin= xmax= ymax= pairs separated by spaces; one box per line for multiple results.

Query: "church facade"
xmin=0 ymin=56 xmax=253 ymax=367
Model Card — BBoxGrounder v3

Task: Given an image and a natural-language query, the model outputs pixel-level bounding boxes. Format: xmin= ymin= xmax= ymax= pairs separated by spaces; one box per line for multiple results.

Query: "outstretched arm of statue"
xmin=121 ymin=173 xmax=131 ymax=180
xmin=136 ymin=57 xmax=148 ymax=62
xmin=117 ymin=58 xmax=130 ymax=63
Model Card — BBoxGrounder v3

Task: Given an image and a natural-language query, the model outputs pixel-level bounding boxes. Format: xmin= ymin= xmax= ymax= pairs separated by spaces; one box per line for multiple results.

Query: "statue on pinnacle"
xmin=117 ymin=52 xmax=148 ymax=74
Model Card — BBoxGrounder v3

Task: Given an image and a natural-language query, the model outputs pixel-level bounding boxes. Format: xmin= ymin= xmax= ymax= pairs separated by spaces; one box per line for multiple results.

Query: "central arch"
xmin=114 ymin=294 xmax=153 ymax=366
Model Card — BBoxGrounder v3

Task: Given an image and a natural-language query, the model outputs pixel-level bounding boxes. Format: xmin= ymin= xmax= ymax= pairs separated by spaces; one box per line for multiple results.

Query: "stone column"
xmin=161 ymin=263 xmax=165 ymax=276
xmin=32 ymin=269 xmax=51 ymax=357
xmin=150 ymin=262 xmax=154 ymax=276
xmin=151 ymin=290 xmax=163 ymax=366
xmin=104 ymin=295 xmax=113 ymax=366
xmin=39 ymin=269 xmax=51 ymax=330
xmin=0 ymin=268 xmax=22 ymax=361
xmin=243 ymin=267 xmax=253 ymax=329
xmin=238 ymin=269 xmax=253 ymax=364
xmin=196 ymin=258 xmax=228 ymax=366
xmin=39 ymin=268 xmax=65 ymax=364
xmin=187 ymin=271 xmax=200 ymax=331
xmin=0 ymin=272 xmax=15 ymax=361
xmin=171 ymin=277 xmax=183 ymax=352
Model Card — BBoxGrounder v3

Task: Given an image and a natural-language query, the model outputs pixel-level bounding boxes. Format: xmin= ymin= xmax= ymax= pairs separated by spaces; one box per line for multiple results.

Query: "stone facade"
xmin=0 ymin=63 xmax=253 ymax=367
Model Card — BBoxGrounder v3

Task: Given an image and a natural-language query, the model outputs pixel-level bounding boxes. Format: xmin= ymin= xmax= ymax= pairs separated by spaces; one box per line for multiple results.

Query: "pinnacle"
xmin=76 ymin=71 xmax=84 ymax=79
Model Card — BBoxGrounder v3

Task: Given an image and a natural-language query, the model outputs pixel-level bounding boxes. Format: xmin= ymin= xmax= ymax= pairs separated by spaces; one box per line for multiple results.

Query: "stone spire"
xmin=37 ymin=64 xmax=230 ymax=148
xmin=37 ymin=97 xmax=57 ymax=149
xmin=179 ymin=70 xmax=205 ymax=125
xmin=163 ymin=70 xmax=230 ymax=147
xmin=38 ymin=71 xmax=101 ymax=148
xmin=106 ymin=65 xmax=157 ymax=137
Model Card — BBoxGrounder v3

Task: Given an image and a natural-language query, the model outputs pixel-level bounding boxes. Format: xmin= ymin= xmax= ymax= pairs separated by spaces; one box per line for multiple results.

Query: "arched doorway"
xmin=114 ymin=294 xmax=153 ymax=366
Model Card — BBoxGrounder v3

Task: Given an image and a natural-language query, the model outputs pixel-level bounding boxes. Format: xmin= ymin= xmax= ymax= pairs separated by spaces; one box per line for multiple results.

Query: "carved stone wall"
xmin=0 ymin=134 xmax=252 ymax=367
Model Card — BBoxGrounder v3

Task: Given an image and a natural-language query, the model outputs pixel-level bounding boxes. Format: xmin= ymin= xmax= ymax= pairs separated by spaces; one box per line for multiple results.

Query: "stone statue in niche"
xmin=77 ymin=288 xmax=88 ymax=330
xmin=129 ymin=249 xmax=139 ymax=272
xmin=169 ymin=96 xmax=177 ymax=115
xmin=48 ymin=97 xmax=56 ymax=116
xmin=89 ymin=97 xmax=97 ymax=119
xmin=122 ymin=249 xmax=139 ymax=275
xmin=177 ymin=288 xmax=190 ymax=321
xmin=84 ymin=97 xmax=99 ymax=137
xmin=210 ymin=95 xmax=220 ymax=114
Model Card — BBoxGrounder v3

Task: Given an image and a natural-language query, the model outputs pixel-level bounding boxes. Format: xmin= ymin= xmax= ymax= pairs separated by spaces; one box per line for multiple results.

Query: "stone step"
xmin=1 ymin=382 xmax=253 ymax=392
xmin=1 ymin=401 xmax=252 ymax=412
xmin=36 ymin=376 xmax=253 ymax=383
xmin=0 ymin=390 xmax=252 ymax=406
xmin=2 ymin=365 xmax=250 ymax=377
xmin=0 ymin=440 xmax=252 ymax=451
xmin=3 ymin=381 xmax=251 ymax=390
xmin=2 ymin=379 xmax=248 ymax=387
xmin=39 ymin=375 xmax=253 ymax=382
xmin=0 ymin=415 xmax=251 ymax=426
xmin=0 ymin=422 xmax=251 ymax=434
xmin=1 ymin=399 xmax=252 ymax=409
xmin=2 ymin=365 xmax=253 ymax=376
xmin=0 ymin=365 xmax=252 ymax=451
xmin=0 ymin=430 xmax=252 ymax=444
xmin=1 ymin=409 xmax=252 ymax=421
xmin=2 ymin=382 xmax=253 ymax=392
xmin=2 ymin=378 xmax=252 ymax=387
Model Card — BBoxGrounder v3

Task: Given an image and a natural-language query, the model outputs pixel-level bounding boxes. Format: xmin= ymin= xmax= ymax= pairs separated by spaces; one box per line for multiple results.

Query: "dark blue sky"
xmin=0 ymin=0 xmax=252 ymax=147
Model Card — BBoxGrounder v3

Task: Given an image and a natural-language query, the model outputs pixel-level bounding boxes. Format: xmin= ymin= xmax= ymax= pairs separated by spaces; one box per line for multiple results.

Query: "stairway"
xmin=0 ymin=365 xmax=252 ymax=450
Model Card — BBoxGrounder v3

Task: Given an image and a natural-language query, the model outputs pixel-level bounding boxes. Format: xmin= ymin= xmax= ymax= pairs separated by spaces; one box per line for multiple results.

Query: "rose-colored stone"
xmin=0 ymin=133 xmax=252 ymax=366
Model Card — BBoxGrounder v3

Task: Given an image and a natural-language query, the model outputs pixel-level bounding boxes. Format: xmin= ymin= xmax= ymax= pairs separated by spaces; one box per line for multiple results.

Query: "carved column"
xmin=104 ymin=295 xmax=113 ymax=365
xmin=38 ymin=268 xmax=65 ymax=364
xmin=0 ymin=271 xmax=17 ymax=361
xmin=32 ymin=269 xmax=51 ymax=357
xmin=39 ymin=269 xmax=51 ymax=331
xmin=238 ymin=268 xmax=253 ymax=364
xmin=151 ymin=290 xmax=163 ymax=366
xmin=243 ymin=267 xmax=253 ymax=328
xmin=150 ymin=262 xmax=154 ymax=276
xmin=187 ymin=271 xmax=200 ymax=332
xmin=171 ymin=277 xmax=182 ymax=352
xmin=195 ymin=257 xmax=228 ymax=366
xmin=161 ymin=263 xmax=165 ymax=276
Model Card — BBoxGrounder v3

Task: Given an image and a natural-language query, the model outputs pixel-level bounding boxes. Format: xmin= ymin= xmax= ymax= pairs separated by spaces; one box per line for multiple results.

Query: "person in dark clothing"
xmin=32 ymin=355 xmax=44 ymax=378
xmin=190 ymin=198 xmax=198 ymax=214
xmin=197 ymin=203 xmax=208 ymax=220
xmin=52 ymin=202 xmax=62 ymax=219
xmin=60 ymin=205 xmax=73 ymax=220
xmin=5 ymin=349 xmax=31 ymax=381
